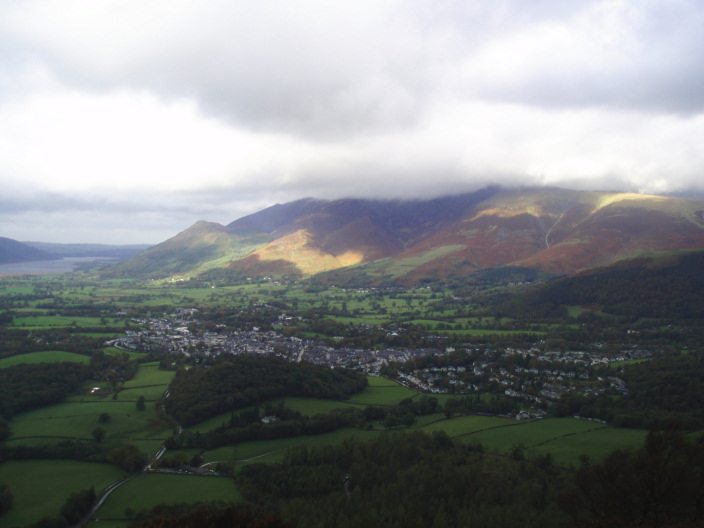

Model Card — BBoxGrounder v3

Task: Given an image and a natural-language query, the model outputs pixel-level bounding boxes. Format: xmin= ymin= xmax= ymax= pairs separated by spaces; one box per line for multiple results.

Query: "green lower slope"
xmin=104 ymin=221 xmax=270 ymax=278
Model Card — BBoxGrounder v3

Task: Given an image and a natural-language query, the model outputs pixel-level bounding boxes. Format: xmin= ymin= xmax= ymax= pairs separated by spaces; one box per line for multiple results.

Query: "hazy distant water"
xmin=0 ymin=257 xmax=115 ymax=275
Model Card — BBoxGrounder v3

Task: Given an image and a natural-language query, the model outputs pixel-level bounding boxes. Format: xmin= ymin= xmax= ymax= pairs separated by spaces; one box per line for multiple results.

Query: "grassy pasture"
xmin=345 ymin=378 xmax=417 ymax=405
xmin=326 ymin=315 xmax=390 ymax=325
xmin=532 ymin=425 xmax=648 ymax=467
xmin=117 ymin=385 xmax=169 ymax=401
xmin=407 ymin=318 xmax=454 ymax=328
xmin=460 ymin=417 xmax=647 ymax=467
xmin=0 ymin=284 xmax=35 ymax=296
xmin=462 ymin=418 xmax=599 ymax=452
xmin=10 ymin=315 xmax=119 ymax=328
xmin=409 ymin=413 xmax=447 ymax=429
xmin=0 ymin=460 xmax=123 ymax=528
xmin=10 ymin=400 xmax=171 ymax=455
xmin=121 ymin=363 xmax=175 ymax=388
xmin=203 ymin=427 xmax=383 ymax=465
xmin=0 ymin=350 xmax=91 ymax=367
xmin=57 ymin=363 xmax=174 ymax=404
xmin=441 ymin=328 xmax=544 ymax=336
xmin=186 ymin=411 xmax=241 ymax=434
xmin=89 ymin=474 xmax=243 ymax=527
xmin=419 ymin=414 xmax=513 ymax=437
xmin=366 ymin=375 xmax=401 ymax=387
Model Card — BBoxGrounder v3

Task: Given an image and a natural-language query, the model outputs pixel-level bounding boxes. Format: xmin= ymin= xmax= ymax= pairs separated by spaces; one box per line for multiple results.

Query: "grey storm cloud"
xmin=11 ymin=1 xmax=704 ymax=135
xmin=1 ymin=2 xmax=430 ymax=138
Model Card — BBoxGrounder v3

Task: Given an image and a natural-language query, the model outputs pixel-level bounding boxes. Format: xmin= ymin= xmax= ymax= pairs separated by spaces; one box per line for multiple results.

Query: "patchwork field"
xmin=0 ymin=361 xmax=655 ymax=527
xmin=0 ymin=350 xmax=91 ymax=367
xmin=0 ymin=275 xmax=665 ymax=527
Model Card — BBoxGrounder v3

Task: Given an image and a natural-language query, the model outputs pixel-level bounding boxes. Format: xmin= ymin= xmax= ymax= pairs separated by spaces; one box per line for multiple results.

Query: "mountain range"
xmin=108 ymin=186 xmax=704 ymax=283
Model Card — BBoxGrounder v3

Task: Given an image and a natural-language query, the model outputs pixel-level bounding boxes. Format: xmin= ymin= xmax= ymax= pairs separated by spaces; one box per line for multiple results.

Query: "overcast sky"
xmin=2 ymin=0 xmax=704 ymax=244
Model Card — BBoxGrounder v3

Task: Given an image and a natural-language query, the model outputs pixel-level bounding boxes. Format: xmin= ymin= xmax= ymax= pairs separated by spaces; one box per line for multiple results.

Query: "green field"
xmin=0 ymin=460 xmax=124 ymax=528
xmin=186 ymin=410 xmax=242 ymax=434
xmin=122 ymin=363 xmax=175 ymax=388
xmin=0 ymin=350 xmax=91 ymax=368
xmin=366 ymin=375 xmax=400 ymax=387
xmin=531 ymin=424 xmax=648 ymax=466
xmin=441 ymin=328 xmax=545 ymax=336
xmin=202 ymin=426 xmax=383 ymax=465
xmin=345 ymin=376 xmax=417 ymax=405
xmin=88 ymin=473 xmax=243 ymax=527
xmin=277 ymin=397 xmax=360 ymax=415
xmin=116 ymin=385 xmax=169 ymax=401
xmin=10 ymin=315 xmax=118 ymax=328
xmin=463 ymin=417 xmax=647 ymax=466
xmin=10 ymin=400 xmax=172 ymax=455
xmin=418 ymin=414 xmax=513 ymax=437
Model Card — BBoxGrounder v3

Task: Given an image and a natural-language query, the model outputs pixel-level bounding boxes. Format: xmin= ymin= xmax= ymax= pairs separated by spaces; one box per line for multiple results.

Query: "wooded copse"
xmin=164 ymin=355 xmax=368 ymax=427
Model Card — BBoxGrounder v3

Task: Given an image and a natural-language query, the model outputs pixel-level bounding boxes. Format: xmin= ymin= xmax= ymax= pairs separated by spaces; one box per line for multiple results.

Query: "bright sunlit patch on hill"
xmin=592 ymin=192 xmax=666 ymax=213
xmin=468 ymin=205 xmax=546 ymax=222
xmin=253 ymin=230 xmax=364 ymax=275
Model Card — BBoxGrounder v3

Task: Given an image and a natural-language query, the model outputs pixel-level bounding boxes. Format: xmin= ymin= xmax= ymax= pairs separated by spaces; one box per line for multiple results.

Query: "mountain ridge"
xmin=106 ymin=186 xmax=704 ymax=282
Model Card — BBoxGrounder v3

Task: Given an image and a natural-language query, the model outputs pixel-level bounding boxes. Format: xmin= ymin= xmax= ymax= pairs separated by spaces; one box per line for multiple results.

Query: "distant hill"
xmin=106 ymin=187 xmax=704 ymax=283
xmin=0 ymin=237 xmax=58 ymax=264
xmin=23 ymin=242 xmax=152 ymax=260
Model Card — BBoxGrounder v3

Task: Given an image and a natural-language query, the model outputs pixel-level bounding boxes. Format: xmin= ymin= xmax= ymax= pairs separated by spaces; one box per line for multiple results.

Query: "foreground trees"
xmin=236 ymin=431 xmax=570 ymax=528
xmin=561 ymin=430 xmax=704 ymax=528
xmin=232 ymin=429 xmax=704 ymax=528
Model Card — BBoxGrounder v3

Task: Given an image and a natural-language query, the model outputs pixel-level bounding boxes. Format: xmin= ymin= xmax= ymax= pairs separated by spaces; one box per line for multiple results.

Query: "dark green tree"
xmin=60 ymin=487 xmax=96 ymax=525
xmin=0 ymin=483 xmax=13 ymax=515
xmin=92 ymin=427 xmax=106 ymax=443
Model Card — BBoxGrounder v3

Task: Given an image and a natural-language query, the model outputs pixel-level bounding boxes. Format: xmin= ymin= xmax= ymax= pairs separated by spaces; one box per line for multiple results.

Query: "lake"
xmin=0 ymin=257 xmax=116 ymax=275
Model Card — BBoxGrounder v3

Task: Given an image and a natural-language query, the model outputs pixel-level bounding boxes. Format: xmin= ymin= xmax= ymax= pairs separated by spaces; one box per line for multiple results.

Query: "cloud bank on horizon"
xmin=2 ymin=0 xmax=704 ymax=243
